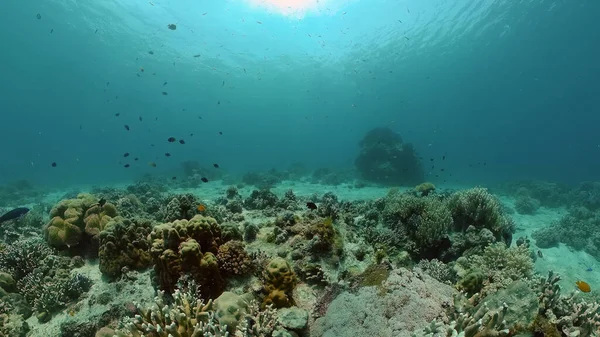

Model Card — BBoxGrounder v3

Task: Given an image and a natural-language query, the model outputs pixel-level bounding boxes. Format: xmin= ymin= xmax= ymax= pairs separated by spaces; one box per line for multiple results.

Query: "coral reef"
xmin=262 ymin=257 xmax=297 ymax=309
xmin=98 ymin=217 xmax=153 ymax=279
xmin=532 ymin=205 xmax=600 ymax=259
xmin=44 ymin=193 xmax=117 ymax=249
xmin=455 ymin=243 xmax=534 ymax=297
xmin=149 ymin=215 xmax=225 ymax=299
xmin=355 ymin=127 xmax=424 ymax=186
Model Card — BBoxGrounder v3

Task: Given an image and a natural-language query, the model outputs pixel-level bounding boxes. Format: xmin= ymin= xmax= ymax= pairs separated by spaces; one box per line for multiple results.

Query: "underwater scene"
xmin=1 ymin=0 xmax=600 ymax=336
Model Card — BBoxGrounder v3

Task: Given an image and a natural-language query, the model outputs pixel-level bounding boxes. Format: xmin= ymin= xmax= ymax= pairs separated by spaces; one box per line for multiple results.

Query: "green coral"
xmin=44 ymin=193 xmax=117 ymax=248
xmin=456 ymin=243 xmax=533 ymax=296
xmin=448 ymin=187 xmax=514 ymax=245
xmin=262 ymin=257 xmax=297 ymax=309
xmin=98 ymin=217 xmax=152 ymax=279
xmin=382 ymin=190 xmax=452 ymax=257
xmin=149 ymin=215 xmax=225 ymax=299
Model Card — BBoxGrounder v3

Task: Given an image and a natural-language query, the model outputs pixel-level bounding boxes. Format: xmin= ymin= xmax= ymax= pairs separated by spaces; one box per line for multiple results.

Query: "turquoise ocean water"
xmin=1 ymin=0 xmax=598 ymax=188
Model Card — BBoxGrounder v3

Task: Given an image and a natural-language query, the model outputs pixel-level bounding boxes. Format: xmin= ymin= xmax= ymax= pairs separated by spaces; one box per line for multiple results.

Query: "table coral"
xmin=149 ymin=215 xmax=225 ymax=299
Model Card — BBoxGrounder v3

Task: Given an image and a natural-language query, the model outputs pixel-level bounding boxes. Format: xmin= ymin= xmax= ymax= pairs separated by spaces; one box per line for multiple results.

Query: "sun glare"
xmin=245 ymin=0 xmax=329 ymax=17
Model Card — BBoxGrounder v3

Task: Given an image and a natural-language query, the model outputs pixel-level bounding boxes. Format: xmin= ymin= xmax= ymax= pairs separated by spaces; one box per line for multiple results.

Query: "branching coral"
xmin=0 ymin=236 xmax=54 ymax=280
xmin=382 ymin=189 xmax=452 ymax=259
xmin=456 ymin=243 xmax=533 ymax=296
xmin=115 ymin=290 xmax=280 ymax=337
xmin=115 ymin=289 xmax=226 ymax=337
xmin=448 ymin=187 xmax=514 ymax=246
xmin=534 ymin=271 xmax=600 ymax=336
xmin=415 ymin=302 xmax=510 ymax=337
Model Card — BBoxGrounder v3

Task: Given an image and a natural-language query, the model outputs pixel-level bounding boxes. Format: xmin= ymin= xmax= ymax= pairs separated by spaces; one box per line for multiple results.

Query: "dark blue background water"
xmin=0 ymin=0 xmax=598 ymax=188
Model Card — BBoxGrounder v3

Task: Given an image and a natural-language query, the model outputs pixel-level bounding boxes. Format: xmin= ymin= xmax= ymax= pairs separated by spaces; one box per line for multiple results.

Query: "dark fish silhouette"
xmin=306 ymin=202 xmax=317 ymax=210
xmin=0 ymin=207 xmax=30 ymax=224
xmin=200 ymin=177 xmax=209 ymax=183
xmin=168 ymin=137 xmax=176 ymax=142
xmin=213 ymin=163 xmax=219 ymax=168
xmin=179 ymin=139 xmax=185 ymax=144
xmin=51 ymin=162 xmax=57 ymax=167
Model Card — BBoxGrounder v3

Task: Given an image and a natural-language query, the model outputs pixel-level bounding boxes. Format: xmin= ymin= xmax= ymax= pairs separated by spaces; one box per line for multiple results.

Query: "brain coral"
xmin=149 ymin=214 xmax=224 ymax=299
xmin=44 ymin=193 xmax=117 ymax=248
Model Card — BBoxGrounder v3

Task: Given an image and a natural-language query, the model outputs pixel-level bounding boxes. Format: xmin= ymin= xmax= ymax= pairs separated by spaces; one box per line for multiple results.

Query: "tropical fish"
xmin=0 ymin=207 xmax=30 ymax=224
xmin=576 ymin=280 xmax=591 ymax=293
xmin=306 ymin=202 xmax=317 ymax=210
xmin=197 ymin=204 xmax=206 ymax=212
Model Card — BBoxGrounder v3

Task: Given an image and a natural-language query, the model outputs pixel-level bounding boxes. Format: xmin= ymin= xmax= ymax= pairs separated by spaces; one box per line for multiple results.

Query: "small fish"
xmin=162 ymin=92 xmax=168 ymax=96
xmin=124 ymin=164 xmax=130 ymax=168
xmin=442 ymin=155 xmax=446 ymax=160
xmin=168 ymin=137 xmax=176 ymax=142
xmin=172 ymin=176 xmax=177 ymax=180
xmin=200 ymin=177 xmax=209 ymax=183
xmin=167 ymin=23 xmax=177 ymax=30
xmin=197 ymin=204 xmax=206 ymax=212
xmin=193 ymin=54 xmax=201 ymax=58
xmin=37 ymin=14 xmax=41 ymax=19
xmin=218 ymin=131 xmax=223 ymax=135
xmin=179 ymin=139 xmax=185 ymax=144
xmin=163 ymin=82 xmax=168 ymax=86
xmin=165 ymin=153 xmax=171 ymax=157
xmin=306 ymin=202 xmax=318 ymax=210
xmin=95 ymin=29 xmax=98 ymax=34
xmin=222 ymin=80 xmax=225 ymax=87
xmin=148 ymin=51 xmax=154 ymax=55
xmin=124 ymin=153 xmax=130 ymax=157
xmin=134 ymin=157 xmax=139 ymax=161
xmin=50 ymin=29 xmax=53 ymax=33
xmin=404 ymin=36 xmax=410 ymax=40
xmin=537 ymin=250 xmax=543 ymax=258
xmin=217 ymin=101 xmax=220 ymax=105
xmin=576 ymin=280 xmax=591 ymax=293
xmin=213 ymin=163 xmax=219 ymax=168
xmin=0 ymin=207 xmax=30 ymax=224
xmin=140 ymin=67 xmax=144 ymax=72
xmin=51 ymin=162 xmax=57 ymax=167
xmin=256 ymin=21 xmax=262 ymax=24
xmin=149 ymin=162 xmax=157 ymax=167
xmin=202 ymin=12 xmax=207 ymax=15
xmin=124 ymin=125 xmax=130 ymax=131
xmin=139 ymin=116 xmax=143 ymax=121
